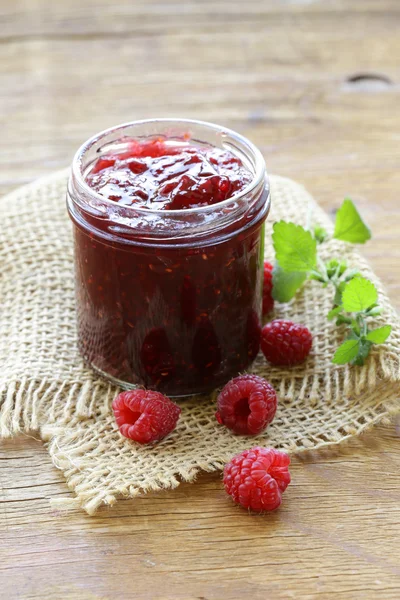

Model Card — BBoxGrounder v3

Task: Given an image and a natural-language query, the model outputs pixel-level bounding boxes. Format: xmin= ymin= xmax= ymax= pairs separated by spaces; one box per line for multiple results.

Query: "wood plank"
xmin=1 ymin=430 xmax=400 ymax=599
xmin=1 ymin=0 xmax=400 ymax=597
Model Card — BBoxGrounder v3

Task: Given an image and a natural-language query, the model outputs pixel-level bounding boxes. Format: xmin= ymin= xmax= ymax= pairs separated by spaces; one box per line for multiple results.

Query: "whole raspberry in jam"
xmin=112 ymin=389 xmax=181 ymax=444
xmin=223 ymin=447 xmax=291 ymax=512
xmin=215 ymin=374 xmax=277 ymax=435
xmin=261 ymin=319 xmax=312 ymax=366
xmin=263 ymin=261 xmax=274 ymax=316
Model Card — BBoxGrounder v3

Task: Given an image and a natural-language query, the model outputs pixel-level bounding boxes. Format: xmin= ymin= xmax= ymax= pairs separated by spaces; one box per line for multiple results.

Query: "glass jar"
xmin=67 ymin=119 xmax=270 ymax=396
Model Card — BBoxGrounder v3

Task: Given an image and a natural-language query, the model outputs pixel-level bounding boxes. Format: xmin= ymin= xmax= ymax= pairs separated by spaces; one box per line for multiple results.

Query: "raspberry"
xmin=261 ymin=319 xmax=312 ymax=366
xmin=91 ymin=156 xmax=116 ymax=174
xmin=112 ymin=389 xmax=181 ymax=444
xmin=262 ymin=261 xmax=274 ymax=316
xmin=215 ymin=374 xmax=277 ymax=435
xmin=223 ymin=447 xmax=291 ymax=512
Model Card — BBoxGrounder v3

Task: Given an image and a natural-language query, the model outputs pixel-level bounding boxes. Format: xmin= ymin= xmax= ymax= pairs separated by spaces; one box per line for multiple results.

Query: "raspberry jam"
xmin=68 ymin=119 xmax=270 ymax=396
xmin=86 ymin=138 xmax=252 ymax=210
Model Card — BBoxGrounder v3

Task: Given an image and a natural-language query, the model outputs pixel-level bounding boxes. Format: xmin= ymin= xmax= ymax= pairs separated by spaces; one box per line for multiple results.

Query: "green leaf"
xmin=327 ymin=306 xmax=342 ymax=320
xmin=332 ymin=339 xmax=361 ymax=364
xmin=343 ymin=268 xmax=360 ymax=282
xmin=352 ymin=340 xmax=373 ymax=366
xmin=314 ymin=225 xmax=328 ymax=244
xmin=326 ymin=259 xmax=340 ymax=279
xmin=333 ymin=198 xmax=371 ymax=244
xmin=347 ymin=330 xmax=360 ymax=341
xmin=366 ymin=302 xmax=378 ymax=310
xmin=336 ymin=315 xmax=352 ymax=325
xmin=272 ymin=222 xmax=317 ymax=272
xmin=325 ymin=259 xmax=347 ymax=280
xmin=309 ymin=271 xmax=327 ymax=283
xmin=341 ymin=276 xmax=378 ymax=313
xmin=365 ymin=325 xmax=392 ymax=344
xmin=272 ymin=263 xmax=307 ymax=302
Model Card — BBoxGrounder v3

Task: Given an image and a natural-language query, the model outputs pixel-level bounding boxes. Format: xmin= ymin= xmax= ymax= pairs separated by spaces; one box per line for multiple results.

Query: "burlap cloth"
xmin=1 ymin=170 xmax=399 ymax=514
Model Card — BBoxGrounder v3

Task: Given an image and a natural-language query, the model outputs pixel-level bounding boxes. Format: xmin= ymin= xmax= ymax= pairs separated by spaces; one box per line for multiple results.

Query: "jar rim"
xmin=71 ymin=118 xmax=267 ymax=217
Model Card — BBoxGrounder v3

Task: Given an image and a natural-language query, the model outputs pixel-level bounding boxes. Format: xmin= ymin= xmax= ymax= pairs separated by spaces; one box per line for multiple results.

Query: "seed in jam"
xmin=86 ymin=138 xmax=252 ymax=210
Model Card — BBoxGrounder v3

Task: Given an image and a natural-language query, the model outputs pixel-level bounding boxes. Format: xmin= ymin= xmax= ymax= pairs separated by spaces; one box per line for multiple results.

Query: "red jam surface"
xmin=86 ymin=138 xmax=252 ymax=210
xmin=73 ymin=137 xmax=266 ymax=396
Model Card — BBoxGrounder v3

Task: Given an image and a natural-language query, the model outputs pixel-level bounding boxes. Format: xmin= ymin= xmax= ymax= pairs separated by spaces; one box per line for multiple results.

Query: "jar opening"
xmin=68 ymin=119 xmax=270 ymax=244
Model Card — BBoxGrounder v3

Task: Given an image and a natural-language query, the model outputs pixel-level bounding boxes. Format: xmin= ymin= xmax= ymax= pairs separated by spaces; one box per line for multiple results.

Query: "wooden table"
xmin=1 ymin=1 xmax=400 ymax=598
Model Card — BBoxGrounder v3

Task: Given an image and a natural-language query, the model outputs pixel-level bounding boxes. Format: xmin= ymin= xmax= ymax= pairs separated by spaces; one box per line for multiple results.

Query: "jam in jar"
xmin=67 ymin=119 xmax=270 ymax=396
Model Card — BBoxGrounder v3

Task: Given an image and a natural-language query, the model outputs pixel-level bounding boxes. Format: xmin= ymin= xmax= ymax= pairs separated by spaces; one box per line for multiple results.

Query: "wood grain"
xmin=1 ymin=1 xmax=399 ymax=598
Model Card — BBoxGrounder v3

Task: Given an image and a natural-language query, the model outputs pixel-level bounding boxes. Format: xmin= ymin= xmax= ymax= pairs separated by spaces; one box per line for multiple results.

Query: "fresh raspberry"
xmin=263 ymin=261 xmax=274 ymax=316
xmin=261 ymin=319 xmax=312 ymax=366
xmin=112 ymin=389 xmax=181 ymax=444
xmin=215 ymin=374 xmax=277 ymax=435
xmin=223 ymin=446 xmax=291 ymax=512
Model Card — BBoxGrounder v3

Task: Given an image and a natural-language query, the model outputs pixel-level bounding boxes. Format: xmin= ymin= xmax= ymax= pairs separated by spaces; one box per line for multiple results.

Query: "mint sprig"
xmin=330 ymin=276 xmax=392 ymax=365
xmin=271 ymin=198 xmax=392 ymax=366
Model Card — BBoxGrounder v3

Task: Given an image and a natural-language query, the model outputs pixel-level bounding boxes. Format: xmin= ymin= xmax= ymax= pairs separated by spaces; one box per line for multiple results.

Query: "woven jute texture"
xmin=1 ymin=170 xmax=399 ymax=514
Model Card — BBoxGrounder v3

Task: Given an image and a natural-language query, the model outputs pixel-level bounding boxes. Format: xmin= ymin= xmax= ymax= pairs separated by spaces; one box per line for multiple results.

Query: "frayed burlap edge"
xmin=43 ymin=380 xmax=399 ymax=515
xmin=1 ymin=348 xmax=400 ymax=439
xmin=1 ymin=343 xmax=400 ymax=441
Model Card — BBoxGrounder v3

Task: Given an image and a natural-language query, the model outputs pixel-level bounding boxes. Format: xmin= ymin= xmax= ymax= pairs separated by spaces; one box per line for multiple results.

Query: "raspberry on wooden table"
xmin=223 ymin=447 xmax=291 ymax=512
xmin=112 ymin=389 xmax=181 ymax=444
xmin=215 ymin=374 xmax=277 ymax=435
xmin=263 ymin=261 xmax=275 ymax=316
xmin=261 ymin=319 xmax=312 ymax=366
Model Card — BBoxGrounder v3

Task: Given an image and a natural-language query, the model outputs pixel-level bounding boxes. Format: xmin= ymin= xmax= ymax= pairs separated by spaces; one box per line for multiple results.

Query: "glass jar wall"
xmin=67 ymin=119 xmax=270 ymax=396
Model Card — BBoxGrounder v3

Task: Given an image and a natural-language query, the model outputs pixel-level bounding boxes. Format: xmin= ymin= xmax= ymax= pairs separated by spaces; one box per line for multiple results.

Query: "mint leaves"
xmin=272 ymin=264 xmax=307 ymax=303
xmin=341 ymin=276 xmax=377 ymax=312
xmin=332 ymin=339 xmax=361 ymax=364
xmin=334 ymin=199 xmax=371 ymax=244
xmin=329 ymin=276 xmax=392 ymax=365
xmin=271 ymin=198 xmax=392 ymax=366
xmin=272 ymin=222 xmax=317 ymax=272
xmin=271 ymin=222 xmax=317 ymax=301
xmin=365 ymin=325 xmax=392 ymax=344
